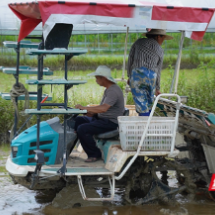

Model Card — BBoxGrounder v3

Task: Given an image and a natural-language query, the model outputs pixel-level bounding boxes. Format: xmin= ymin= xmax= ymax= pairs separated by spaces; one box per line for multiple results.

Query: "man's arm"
xmin=75 ymin=103 xmax=111 ymax=113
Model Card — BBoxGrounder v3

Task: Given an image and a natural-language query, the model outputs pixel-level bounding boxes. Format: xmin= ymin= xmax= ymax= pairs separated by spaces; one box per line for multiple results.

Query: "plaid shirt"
xmin=127 ymin=38 xmax=164 ymax=90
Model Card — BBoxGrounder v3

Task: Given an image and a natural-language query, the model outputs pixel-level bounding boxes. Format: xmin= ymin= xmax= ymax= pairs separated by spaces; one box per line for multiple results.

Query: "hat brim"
xmin=142 ymin=33 xmax=173 ymax=40
xmin=87 ymin=72 xmax=117 ymax=84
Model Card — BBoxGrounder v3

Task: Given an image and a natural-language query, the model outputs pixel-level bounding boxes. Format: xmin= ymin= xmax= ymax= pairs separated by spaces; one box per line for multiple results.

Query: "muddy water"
xmin=1 ymin=153 xmax=215 ymax=215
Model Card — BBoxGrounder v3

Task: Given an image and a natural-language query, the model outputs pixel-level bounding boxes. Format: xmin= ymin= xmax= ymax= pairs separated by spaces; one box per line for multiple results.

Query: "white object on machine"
xmin=115 ymin=94 xmax=181 ymax=180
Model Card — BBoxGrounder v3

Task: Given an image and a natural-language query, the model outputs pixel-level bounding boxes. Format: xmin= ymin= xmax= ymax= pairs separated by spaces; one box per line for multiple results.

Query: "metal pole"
xmin=14 ymin=42 xmax=20 ymax=137
xmin=15 ymin=42 xmax=20 ymax=86
xmin=98 ymin=33 xmax=100 ymax=54
xmin=169 ymin=31 xmax=185 ymax=94
xmin=122 ymin=27 xmax=129 ymax=80
xmin=111 ymin=34 xmax=113 ymax=54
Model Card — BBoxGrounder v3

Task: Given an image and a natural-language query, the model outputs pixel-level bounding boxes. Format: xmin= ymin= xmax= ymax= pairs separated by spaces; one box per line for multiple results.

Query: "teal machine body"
xmin=10 ymin=117 xmax=76 ymax=165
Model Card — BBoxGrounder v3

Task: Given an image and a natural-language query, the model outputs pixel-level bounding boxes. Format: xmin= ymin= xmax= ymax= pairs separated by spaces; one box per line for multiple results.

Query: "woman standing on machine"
xmin=127 ymin=29 xmax=173 ymax=116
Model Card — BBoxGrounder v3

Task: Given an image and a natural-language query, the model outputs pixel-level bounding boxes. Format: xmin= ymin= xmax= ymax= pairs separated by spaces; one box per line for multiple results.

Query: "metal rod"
xmin=37 ymin=55 xmax=41 ymax=110
xmin=60 ymin=55 xmax=69 ymax=175
xmin=64 ymin=55 xmax=68 ymax=110
xmin=14 ymin=97 xmax=18 ymax=137
xmin=15 ymin=42 xmax=20 ymax=86
xmin=13 ymin=41 xmax=21 ymax=137
xmin=122 ymin=27 xmax=129 ymax=81
xmin=35 ymin=36 xmax=44 ymax=150
xmin=169 ymin=31 xmax=185 ymax=94
xmin=29 ymin=92 xmax=38 ymax=95
xmin=25 ymin=36 xmax=43 ymax=40
xmin=64 ymin=115 xmax=67 ymax=155
xmin=36 ymin=115 xmax=40 ymax=150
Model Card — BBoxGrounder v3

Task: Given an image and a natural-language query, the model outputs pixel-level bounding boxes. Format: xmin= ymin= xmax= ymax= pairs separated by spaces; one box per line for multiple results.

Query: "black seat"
xmin=45 ymin=23 xmax=73 ymax=50
xmin=96 ymin=108 xmax=129 ymax=140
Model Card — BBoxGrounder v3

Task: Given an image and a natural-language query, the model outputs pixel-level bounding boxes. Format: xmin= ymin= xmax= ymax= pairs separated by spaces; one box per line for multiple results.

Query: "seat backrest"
xmin=45 ymin=23 xmax=73 ymax=50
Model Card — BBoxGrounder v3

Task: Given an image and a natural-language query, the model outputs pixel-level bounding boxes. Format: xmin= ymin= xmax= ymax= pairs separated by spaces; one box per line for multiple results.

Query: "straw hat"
xmin=143 ymin=29 xmax=173 ymax=40
xmin=87 ymin=65 xmax=116 ymax=84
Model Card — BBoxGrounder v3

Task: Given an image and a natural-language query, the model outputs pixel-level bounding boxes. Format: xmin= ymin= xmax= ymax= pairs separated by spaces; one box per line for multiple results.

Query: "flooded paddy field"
xmin=1 ymin=148 xmax=215 ymax=215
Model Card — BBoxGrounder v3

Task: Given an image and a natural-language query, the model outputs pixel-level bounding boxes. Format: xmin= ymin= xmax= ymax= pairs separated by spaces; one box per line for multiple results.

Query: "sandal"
xmin=85 ymin=157 xmax=100 ymax=163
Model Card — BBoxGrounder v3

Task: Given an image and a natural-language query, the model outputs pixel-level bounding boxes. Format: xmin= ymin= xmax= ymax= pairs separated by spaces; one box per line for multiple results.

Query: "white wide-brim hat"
xmin=143 ymin=29 xmax=173 ymax=40
xmin=87 ymin=65 xmax=117 ymax=84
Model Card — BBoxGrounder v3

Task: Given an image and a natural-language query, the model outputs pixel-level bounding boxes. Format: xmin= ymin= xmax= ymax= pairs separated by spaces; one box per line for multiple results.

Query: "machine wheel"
xmin=124 ymin=157 xmax=196 ymax=205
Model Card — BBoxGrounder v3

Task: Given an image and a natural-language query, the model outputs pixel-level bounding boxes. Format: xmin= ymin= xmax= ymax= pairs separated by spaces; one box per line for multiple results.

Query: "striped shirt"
xmin=127 ymin=38 xmax=164 ymax=90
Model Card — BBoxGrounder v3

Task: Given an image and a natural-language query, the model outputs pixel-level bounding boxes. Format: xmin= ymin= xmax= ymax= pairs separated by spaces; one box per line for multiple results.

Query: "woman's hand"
xmin=155 ymin=89 xmax=161 ymax=96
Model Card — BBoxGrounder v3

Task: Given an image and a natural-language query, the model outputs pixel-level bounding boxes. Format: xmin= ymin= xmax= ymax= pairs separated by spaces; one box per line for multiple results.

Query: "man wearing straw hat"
xmin=75 ymin=65 xmax=124 ymax=162
xmin=127 ymin=29 xmax=173 ymax=116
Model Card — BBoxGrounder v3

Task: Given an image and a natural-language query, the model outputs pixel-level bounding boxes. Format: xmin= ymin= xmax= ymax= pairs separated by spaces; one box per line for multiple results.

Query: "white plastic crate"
xmin=118 ymin=116 xmax=176 ymax=151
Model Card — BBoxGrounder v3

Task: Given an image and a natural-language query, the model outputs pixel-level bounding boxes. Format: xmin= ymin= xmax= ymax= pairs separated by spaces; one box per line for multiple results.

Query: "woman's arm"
xmin=156 ymin=54 xmax=164 ymax=92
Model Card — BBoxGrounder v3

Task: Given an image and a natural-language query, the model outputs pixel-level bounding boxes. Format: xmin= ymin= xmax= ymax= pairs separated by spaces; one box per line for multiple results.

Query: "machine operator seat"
xmin=95 ymin=108 xmax=129 ymax=140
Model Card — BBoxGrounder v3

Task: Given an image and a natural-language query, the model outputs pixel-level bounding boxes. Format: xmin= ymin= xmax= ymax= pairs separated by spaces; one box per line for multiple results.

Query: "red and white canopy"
xmin=8 ymin=0 xmax=215 ymax=42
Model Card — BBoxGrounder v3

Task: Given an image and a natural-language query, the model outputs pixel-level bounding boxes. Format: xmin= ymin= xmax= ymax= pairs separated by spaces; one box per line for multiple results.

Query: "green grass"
xmin=0 ymin=144 xmax=10 ymax=153
xmin=1 ymin=67 xmax=215 ymax=109
xmin=0 ymin=66 xmax=215 ymax=134
xmin=0 ymin=166 xmax=7 ymax=174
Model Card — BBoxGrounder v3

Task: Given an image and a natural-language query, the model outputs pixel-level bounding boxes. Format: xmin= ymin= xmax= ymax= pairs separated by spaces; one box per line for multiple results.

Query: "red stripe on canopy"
xmin=152 ymin=6 xmax=214 ymax=23
xmin=9 ymin=3 xmax=41 ymax=41
xmin=39 ymin=1 xmax=135 ymax=25
xmin=191 ymin=31 xmax=206 ymax=41
xmin=191 ymin=10 xmax=214 ymax=41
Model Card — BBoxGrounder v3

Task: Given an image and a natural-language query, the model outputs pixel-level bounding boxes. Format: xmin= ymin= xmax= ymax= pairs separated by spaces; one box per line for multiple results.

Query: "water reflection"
xmin=0 ymin=176 xmax=41 ymax=215
xmin=1 ymin=175 xmax=215 ymax=215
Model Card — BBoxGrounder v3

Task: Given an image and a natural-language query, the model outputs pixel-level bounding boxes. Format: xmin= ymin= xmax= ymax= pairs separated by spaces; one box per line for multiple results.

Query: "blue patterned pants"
xmin=129 ymin=67 xmax=157 ymax=114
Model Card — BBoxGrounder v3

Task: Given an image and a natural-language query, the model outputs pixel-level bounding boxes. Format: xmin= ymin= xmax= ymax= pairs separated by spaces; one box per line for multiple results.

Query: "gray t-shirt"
xmin=98 ymin=84 xmax=125 ymax=124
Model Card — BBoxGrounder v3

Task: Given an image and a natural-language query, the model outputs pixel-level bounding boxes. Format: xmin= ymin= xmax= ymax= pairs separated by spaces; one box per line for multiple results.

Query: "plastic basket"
xmin=118 ymin=116 xmax=176 ymax=151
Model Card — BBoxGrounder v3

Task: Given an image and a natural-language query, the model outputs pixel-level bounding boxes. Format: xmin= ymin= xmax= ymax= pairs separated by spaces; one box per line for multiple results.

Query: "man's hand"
xmin=155 ymin=89 xmax=161 ymax=96
xmin=75 ymin=104 xmax=85 ymax=110
xmin=75 ymin=103 xmax=110 ymax=114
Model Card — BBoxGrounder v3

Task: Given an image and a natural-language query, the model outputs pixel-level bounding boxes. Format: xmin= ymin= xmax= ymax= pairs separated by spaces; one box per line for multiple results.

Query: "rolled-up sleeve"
xmin=102 ymin=89 xmax=117 ymax=106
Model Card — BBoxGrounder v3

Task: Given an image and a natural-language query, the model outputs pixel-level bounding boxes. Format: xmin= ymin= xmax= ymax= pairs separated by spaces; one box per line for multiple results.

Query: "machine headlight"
xmin=11 ymin=146 xmax=18 ymax=158
xmin=13 ymin=147 xmax=18 ymax=151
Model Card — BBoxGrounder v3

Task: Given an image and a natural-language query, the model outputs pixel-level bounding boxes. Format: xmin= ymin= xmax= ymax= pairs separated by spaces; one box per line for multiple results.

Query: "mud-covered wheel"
xmin=125 ymin=171 xmax=152 ymax=204
xmin=124 ymin=157 xmax=196 ymax=205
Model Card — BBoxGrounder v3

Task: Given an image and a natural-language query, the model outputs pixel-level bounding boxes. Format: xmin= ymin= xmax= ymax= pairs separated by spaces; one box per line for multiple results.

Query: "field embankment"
xmin=0 ymin=53 xmax=214 ymax=71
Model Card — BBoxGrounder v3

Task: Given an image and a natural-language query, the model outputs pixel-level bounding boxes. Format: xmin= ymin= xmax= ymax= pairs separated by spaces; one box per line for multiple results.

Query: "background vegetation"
xmin=0 ymin=32 xmax=215 ymax=70
xmin=0 ymin=32 xmax=215 ymax=144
